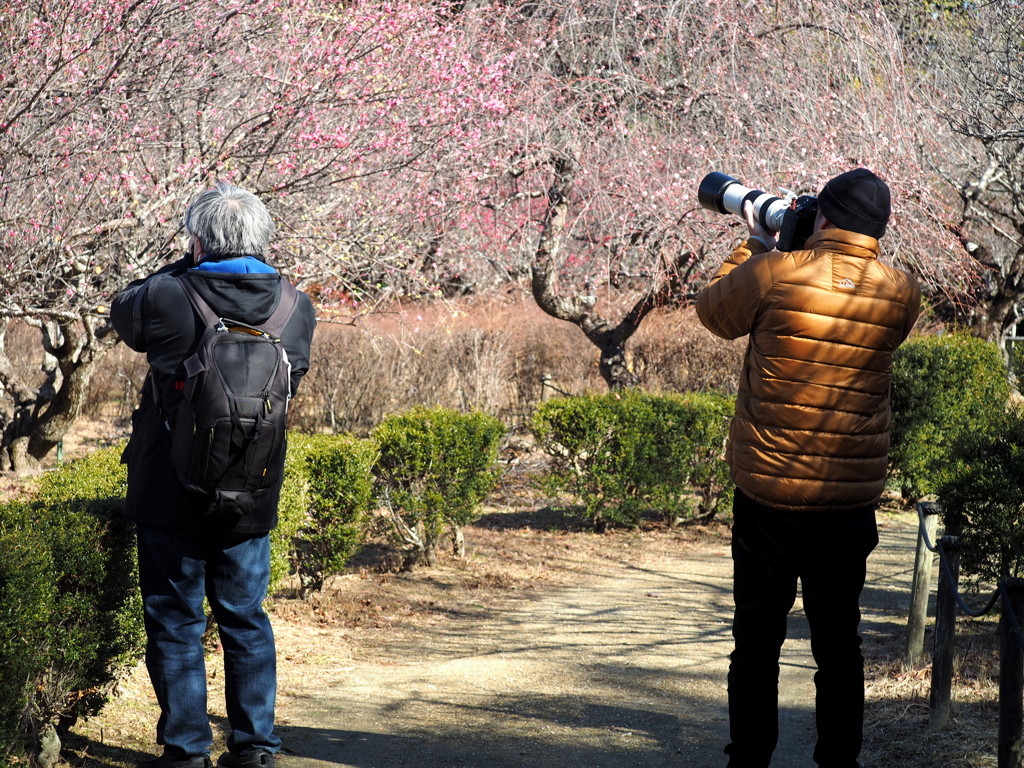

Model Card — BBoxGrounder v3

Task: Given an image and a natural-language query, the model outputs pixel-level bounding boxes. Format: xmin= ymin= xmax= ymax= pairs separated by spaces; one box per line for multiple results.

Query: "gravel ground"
xmin=275 ymin=516 xmax=917 ymax=768
xmin=72 ymin=513 xmax=919 ymax=768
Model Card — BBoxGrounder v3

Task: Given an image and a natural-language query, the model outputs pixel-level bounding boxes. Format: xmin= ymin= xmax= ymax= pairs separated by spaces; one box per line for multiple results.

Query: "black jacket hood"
xmin=187 ymin=269 xmax=284 ymax=325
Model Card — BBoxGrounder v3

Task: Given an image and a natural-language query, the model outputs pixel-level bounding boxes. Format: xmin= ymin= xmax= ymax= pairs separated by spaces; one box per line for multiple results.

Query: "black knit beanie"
xmin=817 ymin=168 xmax=891 ymax=239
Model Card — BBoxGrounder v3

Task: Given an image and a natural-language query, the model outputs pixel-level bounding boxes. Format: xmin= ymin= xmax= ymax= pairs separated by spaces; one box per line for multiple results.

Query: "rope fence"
xmin=915 ymin=502 xmax=1021 ymax=635
xmin=916 ymin=503 xmax=1003 ymax=619
xmin=908 ymin=502 xmax=1024 ymax=768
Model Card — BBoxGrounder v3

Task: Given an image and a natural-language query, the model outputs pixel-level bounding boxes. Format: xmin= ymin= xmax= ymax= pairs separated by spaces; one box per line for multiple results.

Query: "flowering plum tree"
xmin=903 ymin=1 xmax=1024 ymax=342
xmin=0 ymin=0 xmax=511 ymax=468
xmin=0 ymin=0 xmax=1001 ymax=466
xmin=446 ymin=0 xmax=960 ymax=389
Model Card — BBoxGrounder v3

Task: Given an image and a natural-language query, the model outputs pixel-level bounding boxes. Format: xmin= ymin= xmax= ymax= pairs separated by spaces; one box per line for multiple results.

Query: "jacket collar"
xmin=805 ymin=228 xmax=881 ymax=259
xmin=193 ymin=255 xmax=277 ymax=274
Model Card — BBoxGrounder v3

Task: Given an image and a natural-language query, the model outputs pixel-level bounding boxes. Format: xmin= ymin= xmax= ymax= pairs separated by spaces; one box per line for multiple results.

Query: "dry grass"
xmin=862 ymin=614 xmax=1000 ymax=768
xmin=82 ymin=346 xmax=148 ymax=427
xmin=283 ymin=296 xmax=745 ymax=435
xmin=67 ymin=294 xmax=745 ymax=448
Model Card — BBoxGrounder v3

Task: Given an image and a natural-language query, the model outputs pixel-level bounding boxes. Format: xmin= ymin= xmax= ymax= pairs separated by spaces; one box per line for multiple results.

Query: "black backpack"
xmin=167 ymin=273 xmax=299 ymax=518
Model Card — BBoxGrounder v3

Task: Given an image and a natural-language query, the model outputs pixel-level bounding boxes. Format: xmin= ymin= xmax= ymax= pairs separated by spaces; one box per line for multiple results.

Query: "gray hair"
xmin=184 ymin=182 xmax=274 ymax=259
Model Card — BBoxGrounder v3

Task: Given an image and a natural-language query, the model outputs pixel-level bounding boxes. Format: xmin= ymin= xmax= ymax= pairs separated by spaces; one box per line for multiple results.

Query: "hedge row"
xmin=266 ymin=407 xmax=508 ymax=590
xmin=0 ymin=406 xmax=504 ymax=765
xmin=531 ymin=390 xmax=734 ymax=530
xmin=373 ymin=408 xmax=506 ymax=571
xmin=935 ymin=408 xmax=1024 ymax=583
xmin=889 ymin=331 xmax=1011 ymax=500
xmin=0 ymin=448 xmax=143 ymax=765
xmin=527 ymin=334 xmax=1022 ymax=582
xmin=888 ymin=332 xmax=1022 ymax=583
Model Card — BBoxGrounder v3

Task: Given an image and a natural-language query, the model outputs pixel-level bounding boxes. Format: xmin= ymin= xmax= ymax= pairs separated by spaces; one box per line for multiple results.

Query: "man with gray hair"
xmin=112 ymin=182 xmax=316 ymax=768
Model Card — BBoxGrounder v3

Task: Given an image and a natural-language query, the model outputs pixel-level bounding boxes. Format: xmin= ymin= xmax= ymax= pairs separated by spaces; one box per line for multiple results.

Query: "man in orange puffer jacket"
xmin=696 ymin=168 xmax=921 ymax=768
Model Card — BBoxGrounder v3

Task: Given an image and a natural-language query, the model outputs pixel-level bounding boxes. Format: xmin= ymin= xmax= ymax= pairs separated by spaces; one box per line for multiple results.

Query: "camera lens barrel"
xmin=697 ymin=172 xmax=741 ymax=214
xmin=698 ymin=172 xmax=790 ymax=233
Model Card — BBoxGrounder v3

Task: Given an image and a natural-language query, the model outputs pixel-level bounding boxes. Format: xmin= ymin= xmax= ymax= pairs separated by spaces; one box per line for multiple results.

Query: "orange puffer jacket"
xmin=696 ymin=228 xmax=922 ymax=512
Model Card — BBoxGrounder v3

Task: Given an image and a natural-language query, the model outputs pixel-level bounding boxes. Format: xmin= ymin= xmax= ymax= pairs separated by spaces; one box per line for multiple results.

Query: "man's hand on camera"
xmin=744 ymin=201 xmax=778 ymax=251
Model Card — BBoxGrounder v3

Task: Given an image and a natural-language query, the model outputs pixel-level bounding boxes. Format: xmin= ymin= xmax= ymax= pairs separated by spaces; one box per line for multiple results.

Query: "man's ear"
xmin=814 ymin=209 xmax=835 ymax=232
xmin=191 ymin=235 xmax=205 ymax=264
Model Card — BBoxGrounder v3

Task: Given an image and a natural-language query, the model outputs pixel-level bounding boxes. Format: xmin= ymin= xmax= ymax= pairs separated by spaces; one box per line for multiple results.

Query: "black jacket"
xmin=111 ymin=257 xmax=316 ymax=534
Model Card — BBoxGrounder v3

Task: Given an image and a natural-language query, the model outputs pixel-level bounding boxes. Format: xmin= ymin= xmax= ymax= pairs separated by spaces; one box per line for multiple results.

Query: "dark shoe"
xmin=217 ymin=751 xmax=274 ymax=768
xmin=138 ymin=754 xmax=212 ymax=768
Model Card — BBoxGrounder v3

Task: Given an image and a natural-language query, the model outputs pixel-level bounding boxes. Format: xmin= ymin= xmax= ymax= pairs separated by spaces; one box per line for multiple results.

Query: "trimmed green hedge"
xmin=936 ymin=407 xmax=1024 ymax=583
xmin=0 ymin=504 xmax=55 ymax=762
xmin=0 ymin=447 xmax=144 ymax=762
xmin=890 ymin=333 xmax=1010 ymax=500
xmin=285 ymin=433 xmax=377 ymax=597
xmin=531 ymin=390 xmax=733 ymax=530
xmin=275 ymin=435 xmax=318 ymax=592
xmin=372 ymin=407 xmax=505 ymax=570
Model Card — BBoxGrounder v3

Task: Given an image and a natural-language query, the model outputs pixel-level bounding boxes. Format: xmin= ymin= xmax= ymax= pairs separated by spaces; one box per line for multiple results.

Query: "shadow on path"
xmin=272 ymin=516 xmax=917 ymax=768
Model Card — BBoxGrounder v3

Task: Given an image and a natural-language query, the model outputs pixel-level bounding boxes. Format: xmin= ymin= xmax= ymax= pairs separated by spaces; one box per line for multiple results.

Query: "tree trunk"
xmin=0 ymin=316 xmax=117 ymax=469
xmin=6 ymin=435 xmax=36 ymax=473
xmin=943 ymin=225 xmax=1024 ymax=345
xmin=400 ymin=520 xmax=439 ymax=571
xmin=423 ymin=531 xmax=439 ymax=567
xmin=400 ymin=543 xmax=426 ymax=573
xmin=401 ymin=532 xmax=437 ymax=570
xmin=451 ymin=525 xmax=465 ymax=558
xmin=528 ymin=150 xmax=696 ymax=390
xmin=36 ymin=721 xmax=61 ymax=768
xmin=27 ymin=352 xmax=102 ymax=461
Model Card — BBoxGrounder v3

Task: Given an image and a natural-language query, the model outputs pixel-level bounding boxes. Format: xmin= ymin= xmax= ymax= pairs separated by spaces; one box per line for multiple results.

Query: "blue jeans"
xmin=725 ymin=490 xmax=878 ymax=768
xmin=137 ymin=524 xmax=281 ymax=758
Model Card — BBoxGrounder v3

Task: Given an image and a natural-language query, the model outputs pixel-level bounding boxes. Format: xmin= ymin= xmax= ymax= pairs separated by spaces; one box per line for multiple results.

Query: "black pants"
xmin=724 ymin=490 xmax=878 ymax=768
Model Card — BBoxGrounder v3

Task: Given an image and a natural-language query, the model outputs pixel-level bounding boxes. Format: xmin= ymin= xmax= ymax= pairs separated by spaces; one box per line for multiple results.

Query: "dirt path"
xmin=270 ymin=515 xmax=919 ymax=768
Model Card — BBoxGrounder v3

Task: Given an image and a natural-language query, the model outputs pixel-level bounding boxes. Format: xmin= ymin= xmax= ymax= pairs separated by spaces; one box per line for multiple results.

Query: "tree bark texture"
xmin=0 ymin=316 xmax=117 ymax=469
xmin=529 ymin=150 xmax=695 ymax=390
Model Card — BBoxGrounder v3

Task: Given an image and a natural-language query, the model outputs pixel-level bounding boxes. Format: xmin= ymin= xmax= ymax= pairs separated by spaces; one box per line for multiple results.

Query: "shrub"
xmin=531 ymin=391 xmax=734 ymax=530
xmin=0 ymin=447 xmax=144 ymax=763
xmin=890 ymin=333 xmax=1010 ymax=501
xmin=630 ymin=309 xmax=744 ymax=394
xmin=34 ymin=447 xmax=144 ymax=688
xmin=372 ymin=407 xmax=506 ymax=571
xmin=35 ymin=443 xmax=128 ymax=511
xmin=936 ymin=408 xmax=1024 ymax=583
xmin=285 ymin=433 xmax=377 ymax=597
xmin=0 ymin=506 xmax=54 ymax=761
xmin=273 ymin=435 xmax=319 ymax=592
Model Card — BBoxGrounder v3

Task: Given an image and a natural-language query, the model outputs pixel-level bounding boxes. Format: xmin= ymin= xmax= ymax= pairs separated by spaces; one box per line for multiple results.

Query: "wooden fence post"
xmin=906 ymin=502 xmax=940 ymax=666
xmin=929 ymin=535 xmax=962 ymax=731
xmin=999 ymin=577 xmax=1024 ymax=768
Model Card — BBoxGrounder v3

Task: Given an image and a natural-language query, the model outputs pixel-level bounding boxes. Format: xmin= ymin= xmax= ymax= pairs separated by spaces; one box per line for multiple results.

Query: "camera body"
xmin=698 ymin=172 xmax=819 ymax=251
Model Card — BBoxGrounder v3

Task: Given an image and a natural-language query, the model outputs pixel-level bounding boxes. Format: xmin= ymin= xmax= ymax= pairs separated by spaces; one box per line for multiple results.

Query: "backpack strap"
xmin=149 ymin=276 xmax=219 ymax=421
xmin=175 ymin=273 xmax=299 ymax=339
xmin=261 ymin=279 xmax=300 ymax=339
xmin=175 ymin=273 xmax=221 ymax=328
